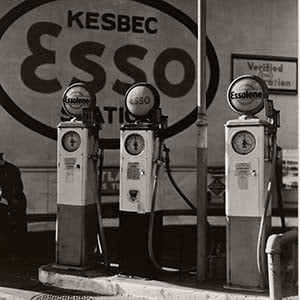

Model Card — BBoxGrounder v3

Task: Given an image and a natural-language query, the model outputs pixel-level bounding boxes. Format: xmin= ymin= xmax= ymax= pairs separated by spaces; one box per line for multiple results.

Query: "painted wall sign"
xmin=101 ymin=166 xmax=226 ymax=198
xmin=232 ymin=54 xmax=297 ymax=95
xmin=101 ymin=167 xmax=119 ymax=195
xmin=0 ymin=0 xmax=219 ymax=149
xmin=282 ymin=149 xmax=298 ymax=189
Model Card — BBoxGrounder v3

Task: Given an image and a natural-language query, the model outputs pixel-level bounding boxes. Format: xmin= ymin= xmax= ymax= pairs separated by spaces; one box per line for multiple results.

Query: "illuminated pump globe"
xmin=124 ymin=83 xmax=160 ymax=119
xmin=227 ymin=75 xmax=269 ymax=116
xmin=62 ymin=83 xmax=96 ymax=120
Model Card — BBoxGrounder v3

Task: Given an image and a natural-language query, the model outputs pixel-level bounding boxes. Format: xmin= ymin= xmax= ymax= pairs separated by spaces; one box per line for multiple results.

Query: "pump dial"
xmin=125 ymin=134 xmax=145 ymax=156
xmin=231 ymin=130 xmax=256 ymax=155
xmin=62 ymin=131 xmax=81 ymax=152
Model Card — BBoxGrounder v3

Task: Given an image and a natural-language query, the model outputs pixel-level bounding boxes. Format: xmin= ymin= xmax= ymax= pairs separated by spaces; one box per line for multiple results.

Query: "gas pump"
xmin=56 ymin=83 xmax=107 ymax=269
xmin=119 ymin=83 xmax=166 ymax=277
xmin=225 ymin=75 xmax=280 ymax=291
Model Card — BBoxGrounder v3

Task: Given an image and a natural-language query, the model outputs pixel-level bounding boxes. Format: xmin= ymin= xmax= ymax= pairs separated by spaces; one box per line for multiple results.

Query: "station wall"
xmin=0 ymin=0 xmax=297 ymax=216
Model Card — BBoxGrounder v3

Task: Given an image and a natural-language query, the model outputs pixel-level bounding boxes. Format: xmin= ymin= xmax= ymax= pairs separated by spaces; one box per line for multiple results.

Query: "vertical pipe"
xmin=266 ymin=230 xmax=298 ymax=300
xmin=196 ymin=0 xmax=207 ymax=282
xmin=267 ymin=252 xmax=282 ymax=300
xmin=298 ymin=0 xmax=300 ymax=292
xmin=292 ymin=242 xmax=298 ymax=284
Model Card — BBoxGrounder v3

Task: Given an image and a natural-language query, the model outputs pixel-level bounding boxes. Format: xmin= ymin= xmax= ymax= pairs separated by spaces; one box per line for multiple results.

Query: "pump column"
xmin=119 ymin=83 xmax=164 ymax=278
xmin=56 ymin=83 xmax=99 ymax=269
xmin=225 ymin=75 xmax=273 ymax=291
xmin=225 ymin=118 xmax=271 ymax=289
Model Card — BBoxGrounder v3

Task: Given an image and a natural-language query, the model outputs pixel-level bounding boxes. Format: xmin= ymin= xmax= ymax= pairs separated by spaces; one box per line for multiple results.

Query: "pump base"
xmin=226 ymin=215 xmax=271 ymax=290
xmin=51 ymin=262 xmax=96 ymax=271
xmin=56 ymin=203 xmax=98 ymax=268
xmin=223 ymin=283 xmax=267 ymax=293
xmin=119 ymin=211 xmax=162 ymax=278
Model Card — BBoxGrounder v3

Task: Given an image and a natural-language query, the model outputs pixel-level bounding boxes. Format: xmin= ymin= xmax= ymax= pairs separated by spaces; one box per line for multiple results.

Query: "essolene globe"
xmin=62 ymin=83 xmax=96 ymax=120
xmin=227 ymin=75 xmax=268 ymax=116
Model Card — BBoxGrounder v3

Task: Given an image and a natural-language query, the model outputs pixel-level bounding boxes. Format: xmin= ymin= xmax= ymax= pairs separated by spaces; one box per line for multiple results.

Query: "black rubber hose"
xmin=148 ymin=158 xmax=196 ymax=273
xmin=148 ymin=143 xmax=214 ymax=273
xmin=164 ymin=145 xmax=197 ymax=211
xmin=275 ymin=147 xmax=286 ymax=232
xmin=95 ymin=148 xmax=109 ymax=268
xmin=163 ymin=144 xmax=215 ymax=256
xmin=257 ymin=135 xmax=277 ymax=286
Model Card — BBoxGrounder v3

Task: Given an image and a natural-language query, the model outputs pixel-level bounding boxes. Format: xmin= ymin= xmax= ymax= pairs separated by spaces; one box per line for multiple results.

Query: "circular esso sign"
xmin=0 ymin=0 xmax=219 ymax=149
xmin=125 ymin=83 xmax=159 ymax=119
xmin=227 ymin=75 xmax=268 ymax=116
xmin=62 ymin=83 xmax=95 ymax=119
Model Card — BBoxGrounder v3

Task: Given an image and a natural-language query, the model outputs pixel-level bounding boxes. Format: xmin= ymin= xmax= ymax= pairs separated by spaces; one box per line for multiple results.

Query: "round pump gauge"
xmin=231 ymin=130 xmax=256 ymax=155
xmin=125 ymin=134 xmax=145 ymax=155
xmin=62 ymin=131 xmax=81 ymax=152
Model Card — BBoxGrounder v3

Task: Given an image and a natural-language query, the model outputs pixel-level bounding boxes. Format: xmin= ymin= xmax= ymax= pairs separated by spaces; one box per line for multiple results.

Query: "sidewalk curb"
xmin=38 ymin=265 xmax=273 ymax=300
xmin=39 ymin=266 xmax=119 ymax=296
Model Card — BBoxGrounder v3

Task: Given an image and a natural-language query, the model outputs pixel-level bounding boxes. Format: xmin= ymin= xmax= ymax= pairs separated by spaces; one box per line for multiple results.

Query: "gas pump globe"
xmin=225 ymin=75 xmax=278 ymax=291
xmin=56 ymin=83 xmax=102 ymax=269
xmin=119 ymin=83 xmax=165 ymax=277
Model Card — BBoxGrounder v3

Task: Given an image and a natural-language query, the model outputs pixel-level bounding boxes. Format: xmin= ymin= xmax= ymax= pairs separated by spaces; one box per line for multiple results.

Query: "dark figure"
xmin=0 ymin=153 xmax=28 ymax=259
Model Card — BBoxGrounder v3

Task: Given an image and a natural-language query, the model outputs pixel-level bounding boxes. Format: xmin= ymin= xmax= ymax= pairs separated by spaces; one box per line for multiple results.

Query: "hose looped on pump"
xmin=256 ymin=135 xmax=278 ymax=285
xmin=148 ymin=142 xmax=214 ymax=273
xmin=163 ymin=145 xmax=197 ymax=211
xmin=148 ymin=156 xmax=196 ymax=273
xmin=95 ymin=147 xmax=109 ymax=268
xmin=163 ymin=144 xmax=215 ymax=257
xmin=276 ymin=147 xmax=286 ymax=232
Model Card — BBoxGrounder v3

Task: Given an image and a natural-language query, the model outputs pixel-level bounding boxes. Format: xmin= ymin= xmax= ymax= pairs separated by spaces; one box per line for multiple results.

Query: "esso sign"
xmin=124 ymin=83 xmax=159 ymax=119
xmin=62 ymin=83 xmax=96 ymax=119
xmin=0 ymin=0 xmax=219 ymax=147
xmin=227 ymin=75 xmax=268 ymax=116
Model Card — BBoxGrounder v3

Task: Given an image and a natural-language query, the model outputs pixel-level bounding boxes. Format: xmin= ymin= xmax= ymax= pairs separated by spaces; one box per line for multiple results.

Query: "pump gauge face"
xmin=61 ymin=131 xmax=81 ymax=152
xmin=231 ymin=130 xmax=256 ymax=155
xmin=125 ymin=134 xmax=145 ymax=155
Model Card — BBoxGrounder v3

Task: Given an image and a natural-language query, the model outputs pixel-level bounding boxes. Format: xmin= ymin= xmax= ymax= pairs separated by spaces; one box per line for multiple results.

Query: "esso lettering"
xmin=129 ymin=96 xmax=151 ymax=105
xmin=20 ymin=22 xmax=196 ymax=98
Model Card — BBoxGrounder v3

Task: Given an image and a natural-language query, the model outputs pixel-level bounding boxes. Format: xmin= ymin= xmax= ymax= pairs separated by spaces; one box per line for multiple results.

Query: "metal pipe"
xmin=265 ymin=228 xmax=298 ymax=300
xmin=196 ymin=0 xmax=207 ymax=282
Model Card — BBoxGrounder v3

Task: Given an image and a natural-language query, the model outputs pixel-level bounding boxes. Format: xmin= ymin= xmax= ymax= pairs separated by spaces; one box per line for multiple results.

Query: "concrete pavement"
xmin=0 ymin=286 xmax=148 ymax=300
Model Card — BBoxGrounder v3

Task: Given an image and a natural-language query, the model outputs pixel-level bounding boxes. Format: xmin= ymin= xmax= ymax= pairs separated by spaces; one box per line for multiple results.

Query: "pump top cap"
xmin=62 ymin=83 xmax=96 ymax=119
xmin=227 ymin=75 xmax=268 ymax=116
xmin=124 ymin=83 xmax=160 ymax=118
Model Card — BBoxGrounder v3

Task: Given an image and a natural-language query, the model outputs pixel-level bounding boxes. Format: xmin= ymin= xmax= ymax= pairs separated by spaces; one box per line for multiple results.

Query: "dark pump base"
xmin=119 ymin=211 xmax=162 ymax=278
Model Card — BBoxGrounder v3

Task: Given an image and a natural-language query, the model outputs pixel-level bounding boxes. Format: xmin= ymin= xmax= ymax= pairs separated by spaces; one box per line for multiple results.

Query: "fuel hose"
xmin=276 ymin=147 xmax=286 ymax=232
xmin=256 ymin=135 xmax=278 ymax=285
xmin=95 ymin=147 xmax=109 ymax=268
xmin=147 ymin=142 xmax=214 ymax=273
xmin=164 ymin=145 xmax=197 ymax=211
xmin=164 ymin=144 xmax=215 ymax=256
xmin=148 ymin=156 xmax=195 ymax=273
